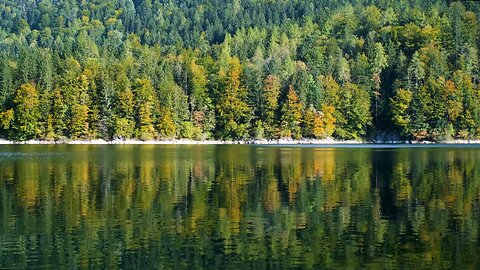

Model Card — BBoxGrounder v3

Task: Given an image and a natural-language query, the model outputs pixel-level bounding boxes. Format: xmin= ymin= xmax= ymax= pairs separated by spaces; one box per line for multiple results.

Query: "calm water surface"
xmin=0 ymin=145 xmax=479 ymax=269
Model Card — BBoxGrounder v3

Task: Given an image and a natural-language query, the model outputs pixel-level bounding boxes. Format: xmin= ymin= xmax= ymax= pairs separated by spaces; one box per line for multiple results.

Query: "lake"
xmin=0 ymin=144 xmax=479 ymax=269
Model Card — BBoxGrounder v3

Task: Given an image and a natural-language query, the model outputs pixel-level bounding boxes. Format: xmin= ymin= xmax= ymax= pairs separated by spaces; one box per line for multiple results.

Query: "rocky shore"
xmin=1 ymin=138 xmax=480 ymax=145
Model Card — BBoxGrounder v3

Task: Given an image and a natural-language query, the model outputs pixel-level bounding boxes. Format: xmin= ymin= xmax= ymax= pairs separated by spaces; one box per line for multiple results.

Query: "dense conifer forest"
xmin=0 ymin=0 xmax=479 ymax=141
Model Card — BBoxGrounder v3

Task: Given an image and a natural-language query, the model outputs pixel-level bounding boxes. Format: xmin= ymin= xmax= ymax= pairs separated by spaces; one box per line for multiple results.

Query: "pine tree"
xmin=51 ymin=88 xmax=68 ymax=139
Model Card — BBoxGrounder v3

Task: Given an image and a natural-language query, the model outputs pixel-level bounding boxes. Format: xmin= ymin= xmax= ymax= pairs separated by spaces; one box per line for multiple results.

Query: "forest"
xmin=0 ymin=0 xmax=479 ymax=141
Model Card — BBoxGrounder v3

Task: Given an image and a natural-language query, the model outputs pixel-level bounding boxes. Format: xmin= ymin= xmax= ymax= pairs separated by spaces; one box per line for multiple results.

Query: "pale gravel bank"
xmin=0 ymin=138 xmax=364 ymax=145
xmin=1 ymin=138 xmax=480 ymax=145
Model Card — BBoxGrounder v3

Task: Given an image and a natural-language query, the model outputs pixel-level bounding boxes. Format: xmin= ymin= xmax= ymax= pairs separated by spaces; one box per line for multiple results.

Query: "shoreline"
xmin=1 ymin=138 xmax=480 ymax=145
xmin=0 ymin=138 xmax=363 ymax=145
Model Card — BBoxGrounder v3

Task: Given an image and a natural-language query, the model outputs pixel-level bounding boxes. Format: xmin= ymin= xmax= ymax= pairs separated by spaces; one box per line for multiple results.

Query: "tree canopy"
xmin=1 ymin=0 xmax=480 ymax=141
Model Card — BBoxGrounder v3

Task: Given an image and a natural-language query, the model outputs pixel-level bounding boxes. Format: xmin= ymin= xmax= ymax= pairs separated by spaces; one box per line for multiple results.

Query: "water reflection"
xmin=0 ymin=145 xmax=479 ymax=268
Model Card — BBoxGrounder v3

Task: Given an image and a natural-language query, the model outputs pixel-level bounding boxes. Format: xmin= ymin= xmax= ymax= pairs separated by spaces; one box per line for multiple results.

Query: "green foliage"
xmin=158 ymin=108 xmax=177 ymax=139
xmin=321 ymin=105 xmax=336 ymax=137
xmin=303 ymin=104 xmax=336 ymax=139
xmin=335 ymin=83 xmax=372 ymax=139
xmin=180 ymin=121 xmax=201 ymax=140
xmin=189 ymin=59 xmax=215 ymax=136
xmin=261 ymin=75 xmax=281 ymax=137
xmin=303 ymin=106 xmax=323 ymax=138
xmin=280 ymin=86 xmax=303 ymax=139
xmin=321 ymin=75 xmax=371 ymax=139
xmin=70 ymin=104 xmax=90 ymax=139
xmin=51 ymin=88 xmax=68 ymax=139
xmin=114 ymin=117 xmax=135 ymax=140
xmin=12 ymin=83 xmax=41 ymax=140
xmin=216 ymin=57 xmax=252 ymax=140
xmin=0 ymin=109 xmax=14 ymax=130
xmin=133 ymin=79 xmax=157 ymax=140
xmin=453 ymin=71 xmax=480 ymax=138
xmin=390 ymin=88 xmax=413 ymax=137
xmin=0 ymin=0 xmax=479 ymax=141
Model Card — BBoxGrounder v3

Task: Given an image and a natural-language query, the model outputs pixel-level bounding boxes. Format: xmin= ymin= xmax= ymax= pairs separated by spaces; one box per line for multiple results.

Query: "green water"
xmin=0 ymin=145 xmax=479 ymax=269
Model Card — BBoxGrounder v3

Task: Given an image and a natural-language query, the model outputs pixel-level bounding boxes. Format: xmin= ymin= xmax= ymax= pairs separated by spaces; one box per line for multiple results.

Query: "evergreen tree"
xmin=0 ymin=1 xmax=478 ymax=141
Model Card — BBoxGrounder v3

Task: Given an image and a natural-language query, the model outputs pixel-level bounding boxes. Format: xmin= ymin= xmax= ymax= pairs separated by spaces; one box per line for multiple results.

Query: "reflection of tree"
xmin=0 ymin=146 xmax=479 ymax=268
xmin=16 ymin=162 xmax=40 ymax=208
